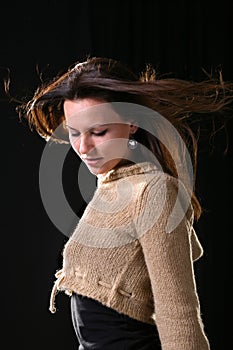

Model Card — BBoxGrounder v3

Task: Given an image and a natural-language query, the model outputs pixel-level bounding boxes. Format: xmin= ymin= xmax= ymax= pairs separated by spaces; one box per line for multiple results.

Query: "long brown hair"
xmin=9 ymin=56 xmax=233 ymax=220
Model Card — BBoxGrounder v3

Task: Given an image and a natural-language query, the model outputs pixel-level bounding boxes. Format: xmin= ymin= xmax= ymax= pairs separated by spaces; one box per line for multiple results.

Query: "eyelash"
xmin=70 ymin=129 xmax=107 ymax=138
xmin=92 ymin=130 xmax=107 ymax=136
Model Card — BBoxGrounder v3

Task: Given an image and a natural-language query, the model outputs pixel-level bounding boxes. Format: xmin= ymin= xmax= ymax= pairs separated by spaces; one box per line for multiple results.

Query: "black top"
xmin=70 ymin=293 xmax=161 ymax=350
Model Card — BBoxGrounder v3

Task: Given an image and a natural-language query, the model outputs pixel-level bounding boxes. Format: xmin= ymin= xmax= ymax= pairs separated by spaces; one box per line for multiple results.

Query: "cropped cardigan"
xmin=49 ymin=162 xmax=210 ymax=350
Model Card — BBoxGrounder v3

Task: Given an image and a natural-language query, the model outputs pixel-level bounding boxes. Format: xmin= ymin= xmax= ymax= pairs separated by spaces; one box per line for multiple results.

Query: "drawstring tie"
xmin=49 ymin=269 xmax=71 ymax=313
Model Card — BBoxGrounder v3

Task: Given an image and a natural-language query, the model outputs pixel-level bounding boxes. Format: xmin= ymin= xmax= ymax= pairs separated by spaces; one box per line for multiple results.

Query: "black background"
xmin=1 ymin=1 xmax=233 ymax=349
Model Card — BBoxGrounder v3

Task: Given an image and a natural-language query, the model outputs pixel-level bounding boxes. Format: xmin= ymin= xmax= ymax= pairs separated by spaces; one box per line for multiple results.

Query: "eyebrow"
xmin=65 ymin=123 xmax=110 ymax=131
xmin=65 ymin=125 xmax=79 ymax=131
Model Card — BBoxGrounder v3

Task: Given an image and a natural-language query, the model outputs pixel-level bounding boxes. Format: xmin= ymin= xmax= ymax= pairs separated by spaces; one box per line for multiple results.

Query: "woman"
xmin=14 ymin=57 xmax=233 ymax=349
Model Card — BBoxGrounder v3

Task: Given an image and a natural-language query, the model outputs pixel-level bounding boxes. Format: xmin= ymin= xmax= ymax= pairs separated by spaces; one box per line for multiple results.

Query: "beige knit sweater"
xmin=50 ymin=162 xmax=210 ymax=350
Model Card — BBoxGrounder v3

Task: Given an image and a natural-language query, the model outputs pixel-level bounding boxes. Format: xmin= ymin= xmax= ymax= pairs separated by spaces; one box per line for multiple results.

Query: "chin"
xmin=89 ymin=160 xmax=122 ymax=175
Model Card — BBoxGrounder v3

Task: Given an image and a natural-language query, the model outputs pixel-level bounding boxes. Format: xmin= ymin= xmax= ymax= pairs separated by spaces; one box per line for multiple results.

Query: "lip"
xmin=84 ymin=157 xmax=103 ymax=166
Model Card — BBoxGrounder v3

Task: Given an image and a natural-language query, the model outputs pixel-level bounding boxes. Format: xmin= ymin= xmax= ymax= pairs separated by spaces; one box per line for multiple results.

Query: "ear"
xmin=129 ymin=121 xmax=139 ymax=134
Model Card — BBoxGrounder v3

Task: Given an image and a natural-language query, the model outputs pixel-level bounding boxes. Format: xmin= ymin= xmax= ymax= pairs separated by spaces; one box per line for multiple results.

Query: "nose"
xmin=75 ymin=132 xmax=94 ymax=156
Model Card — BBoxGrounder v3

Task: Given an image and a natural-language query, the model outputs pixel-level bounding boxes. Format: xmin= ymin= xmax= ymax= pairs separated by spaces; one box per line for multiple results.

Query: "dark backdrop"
xmin=2 ymin=1 xmax=232 ymax=349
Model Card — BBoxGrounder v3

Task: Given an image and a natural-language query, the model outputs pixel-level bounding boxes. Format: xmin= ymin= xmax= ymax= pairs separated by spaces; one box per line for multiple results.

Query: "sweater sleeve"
xmin=136 ymin=175 xmax=210 ymax=350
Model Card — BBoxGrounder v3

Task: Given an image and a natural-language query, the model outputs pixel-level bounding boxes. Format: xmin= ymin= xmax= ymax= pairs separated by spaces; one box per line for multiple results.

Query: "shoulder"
xmin=139 ymin=168 xmax=192 ymax=212
xmin=133 ymin=169 xmax=194 ymax=236
xmin=135 ymin=169 xmax=189 ymax=208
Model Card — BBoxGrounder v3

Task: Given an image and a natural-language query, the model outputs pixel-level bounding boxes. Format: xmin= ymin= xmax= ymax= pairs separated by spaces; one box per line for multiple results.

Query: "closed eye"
xmin=70 ymin=131 xmax=80 ymax=137
xmin=91 ymin=129 xmax=107 ymax=136
xmin=69 ymin=129 xmax=107 ymax=138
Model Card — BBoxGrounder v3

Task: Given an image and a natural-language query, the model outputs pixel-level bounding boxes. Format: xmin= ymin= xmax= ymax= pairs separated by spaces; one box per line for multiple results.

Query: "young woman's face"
xmin=64 ymin=98 xmax=137 ymax=175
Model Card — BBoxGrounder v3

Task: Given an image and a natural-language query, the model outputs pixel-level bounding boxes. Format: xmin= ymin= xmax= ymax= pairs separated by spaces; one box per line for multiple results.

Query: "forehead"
xmin=64 ymin=98 xmax=125 ymax=129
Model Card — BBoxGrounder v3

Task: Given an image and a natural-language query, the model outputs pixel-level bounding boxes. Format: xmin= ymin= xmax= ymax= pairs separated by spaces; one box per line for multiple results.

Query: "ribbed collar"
xmin=97 ymin=161 xmax=159 ymax=185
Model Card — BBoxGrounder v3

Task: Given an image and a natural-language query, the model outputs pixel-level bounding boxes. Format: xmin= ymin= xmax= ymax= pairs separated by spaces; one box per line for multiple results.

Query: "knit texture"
xmin=50 ymin=162 xmax=210 ymax=350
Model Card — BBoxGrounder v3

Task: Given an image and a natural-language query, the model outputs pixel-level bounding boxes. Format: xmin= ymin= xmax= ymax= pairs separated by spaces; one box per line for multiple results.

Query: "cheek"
xmin=70 ymin=138 xmax=81 ymax=155
xmin=70 ymin=131 xmax=129 ymax=157
xmin=98 ymin=138 xmax=129 ymax=156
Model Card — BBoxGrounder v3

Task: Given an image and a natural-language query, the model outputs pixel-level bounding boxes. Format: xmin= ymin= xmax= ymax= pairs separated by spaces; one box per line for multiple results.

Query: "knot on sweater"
xmin=49 ymin=269 xmax=71 ymax=313
xmin=98 ymin=279 xmax=133 ymax=298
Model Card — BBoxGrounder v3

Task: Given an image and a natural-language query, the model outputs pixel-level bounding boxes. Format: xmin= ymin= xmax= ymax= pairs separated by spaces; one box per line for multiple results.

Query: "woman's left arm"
xmin=137 ymin=176 xmax=211 ymax=350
